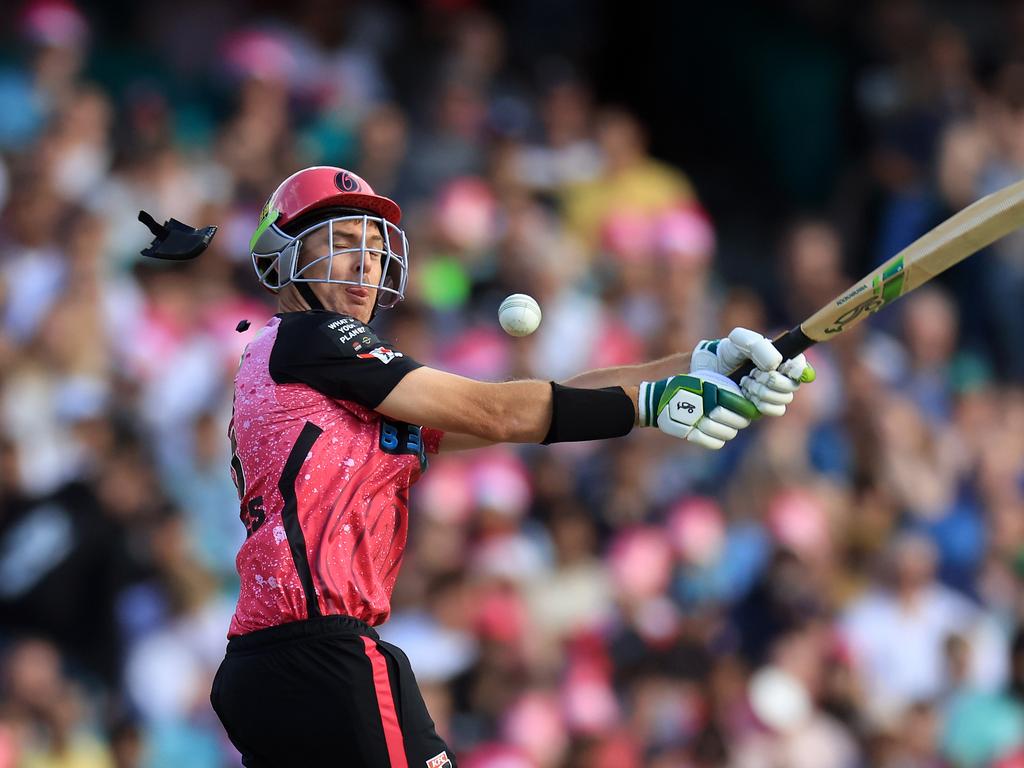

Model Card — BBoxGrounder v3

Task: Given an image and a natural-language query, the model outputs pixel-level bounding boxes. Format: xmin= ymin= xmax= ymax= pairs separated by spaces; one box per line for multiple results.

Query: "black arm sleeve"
xmin=269 ymin=312 xmax=422 ymax=409
xmin=541 ymin=383 xmax=636 ymax=444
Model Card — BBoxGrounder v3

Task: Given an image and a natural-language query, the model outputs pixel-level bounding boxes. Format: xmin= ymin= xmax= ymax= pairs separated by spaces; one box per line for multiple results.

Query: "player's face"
xmin=299 ymin=218 xmax=384 ymax=322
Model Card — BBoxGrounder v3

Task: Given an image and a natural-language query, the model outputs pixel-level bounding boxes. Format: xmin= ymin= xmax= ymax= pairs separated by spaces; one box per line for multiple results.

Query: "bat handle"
xmin=728 ymin=326 xmax=815 ymax=385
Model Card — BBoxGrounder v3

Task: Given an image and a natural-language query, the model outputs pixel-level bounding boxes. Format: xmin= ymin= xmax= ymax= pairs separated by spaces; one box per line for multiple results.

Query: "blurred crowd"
xmin=1 ymin=0 xmax=1023 ymax=766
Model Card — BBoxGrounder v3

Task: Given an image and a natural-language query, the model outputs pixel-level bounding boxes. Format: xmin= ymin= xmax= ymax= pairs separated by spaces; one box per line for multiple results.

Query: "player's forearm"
xmin=562 ymin=352 xmax=691 ymax=389
xmin=380 ymin=368 xmax=641 ymax=444
xmin=482 ymin=380 xmax=556 ymax=443
xmin=440 ymin=380 xmax=641 ymax=450
xmin=380 ymin=373 xmax=552 ymax=443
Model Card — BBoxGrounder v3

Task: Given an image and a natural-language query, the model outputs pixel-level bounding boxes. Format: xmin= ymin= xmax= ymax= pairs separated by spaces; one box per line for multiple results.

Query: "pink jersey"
xmin=227 ymin=312 xmax=441 ymax=637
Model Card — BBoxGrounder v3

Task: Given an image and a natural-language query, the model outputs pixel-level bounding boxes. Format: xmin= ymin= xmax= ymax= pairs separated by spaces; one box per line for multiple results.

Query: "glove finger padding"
xmin=744 ymin=395 xmax=787 ymax=418
xmin=712 ymin=388 xmax=757 ymax=426
xmin=685 ymin=430 xmax=725 ymax=450
xmin=778 ymin=354 xmax=815 ymax=383
xmin=741 ymin=355 xmax=818 ymax=417
xmin=707 ymin=400 xmax=753 ymax=430
xmin=742 ymin=370 xmax=798 ymax=404
xmin=726 ymin=328 xmax=783 ymax=372
xmin=691 ymin=328 xmax=785 ymax=376
xmin=695 ymin=414 xmax=739 ymax=442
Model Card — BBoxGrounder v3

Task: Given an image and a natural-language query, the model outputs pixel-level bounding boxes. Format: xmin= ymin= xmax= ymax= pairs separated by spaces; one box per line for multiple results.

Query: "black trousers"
xmin=211 ymin=615 xmax=456 ymax=768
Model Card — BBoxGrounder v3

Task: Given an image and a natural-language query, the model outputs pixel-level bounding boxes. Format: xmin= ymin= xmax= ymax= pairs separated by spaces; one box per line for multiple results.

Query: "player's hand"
xmin=691 ymin=327 xmax=784 ymax=375
xmin=690 ymin=328 xmax=815 ymax=417
xmin=638 ymin=371 xmax=759 ymax=450
xmin=738 ymin=354 xmax=815 ymax=417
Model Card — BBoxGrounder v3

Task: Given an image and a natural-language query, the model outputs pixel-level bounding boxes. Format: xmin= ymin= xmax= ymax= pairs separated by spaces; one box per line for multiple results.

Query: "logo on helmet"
xmin=335 ymin=171 xmax=359 ymax=192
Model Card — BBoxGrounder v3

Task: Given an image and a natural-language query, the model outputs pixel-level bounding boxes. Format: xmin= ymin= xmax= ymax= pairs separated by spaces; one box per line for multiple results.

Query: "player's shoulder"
xmin=268 ymin=310 xmax=419 ymax=406
xmin=273 ymin=310 xmax=380 ymax=362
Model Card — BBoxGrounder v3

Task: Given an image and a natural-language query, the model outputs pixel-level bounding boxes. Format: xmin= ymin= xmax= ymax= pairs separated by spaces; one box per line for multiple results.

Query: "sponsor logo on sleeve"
xmin=426 ymin=753 xmax=452 ymax=768
xmin=357 ymin=346 xmax=403 ymax=364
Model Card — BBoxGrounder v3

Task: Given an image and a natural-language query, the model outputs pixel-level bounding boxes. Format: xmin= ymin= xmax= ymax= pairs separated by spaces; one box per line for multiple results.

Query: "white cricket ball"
xmin=498 ymin=293 xmax=542 ymax=337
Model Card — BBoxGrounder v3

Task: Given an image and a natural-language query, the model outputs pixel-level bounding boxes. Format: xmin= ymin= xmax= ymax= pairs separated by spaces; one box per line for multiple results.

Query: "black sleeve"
xmin=269 ymin=312 xmax=423 ymax=409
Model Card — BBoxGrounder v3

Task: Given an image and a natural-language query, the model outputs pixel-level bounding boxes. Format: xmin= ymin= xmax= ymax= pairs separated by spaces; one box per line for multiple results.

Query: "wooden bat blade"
xmin=802 ymin=177 xmax=1024 ymax=341
xmin=729 ymin=177 xmax=1024 ymax=384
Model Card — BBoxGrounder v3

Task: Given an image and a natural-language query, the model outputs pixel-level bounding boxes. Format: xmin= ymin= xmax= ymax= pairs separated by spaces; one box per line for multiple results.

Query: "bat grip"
xmin=728 ymin=326 xmax=815 ymax=385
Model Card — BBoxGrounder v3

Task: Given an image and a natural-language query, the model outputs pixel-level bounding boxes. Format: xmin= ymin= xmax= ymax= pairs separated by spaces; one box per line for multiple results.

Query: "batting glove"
xmin=691 ymin=328 xmax=816 ymax=418
xmin=638 ymin=371 xmax=760 ymax=450
xmin=691 ymin=328 xmax=783 ymax=376
xmin=739 ymin=356 xmax=816 ymax=417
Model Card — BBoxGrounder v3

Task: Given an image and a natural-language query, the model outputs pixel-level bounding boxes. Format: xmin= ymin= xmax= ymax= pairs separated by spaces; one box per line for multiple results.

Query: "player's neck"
xmin=278 ymin=291 xmax=312 ymax=314
xmin=278 ymin=286 xmax=334 ymax=314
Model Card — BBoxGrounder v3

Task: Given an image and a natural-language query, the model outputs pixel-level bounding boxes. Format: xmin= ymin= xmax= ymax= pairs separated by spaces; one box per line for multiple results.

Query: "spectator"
xmin=562 ymin=108 xmax=695 ymax=248
xmin=840 ymin=533 xmax=1008 ymax=725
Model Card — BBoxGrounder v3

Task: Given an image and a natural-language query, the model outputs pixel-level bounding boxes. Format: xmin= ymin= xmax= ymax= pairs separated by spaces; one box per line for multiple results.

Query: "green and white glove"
xmin=638 ymin=371 xmax=760 ymax=450
xmin=691 ymin=328 xmax=783 ymax=375
xmin=691 ymin=328 xmax=816 ymax=417
xmin=740 ymin=358 xmax=816 ymax=417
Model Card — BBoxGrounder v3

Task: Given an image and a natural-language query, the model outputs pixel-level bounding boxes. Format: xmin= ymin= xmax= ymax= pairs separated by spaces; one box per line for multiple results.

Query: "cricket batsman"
xmin=207 ymin=166 xmax=813 ymax=767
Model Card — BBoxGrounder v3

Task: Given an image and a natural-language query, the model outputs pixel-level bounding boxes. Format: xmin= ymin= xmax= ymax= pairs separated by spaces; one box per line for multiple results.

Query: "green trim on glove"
xmin=654 ymin=375 xmax=760 ymax=423
xmin=641 ymin=379 xmax=664 ymax=426
xmin=717 ymin=387 xmax=762 ymax=421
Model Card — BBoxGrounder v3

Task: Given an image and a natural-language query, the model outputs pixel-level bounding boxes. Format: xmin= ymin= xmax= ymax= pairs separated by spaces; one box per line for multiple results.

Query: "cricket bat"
xmin=729 ymin=177 xmax=1024 ymax=384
